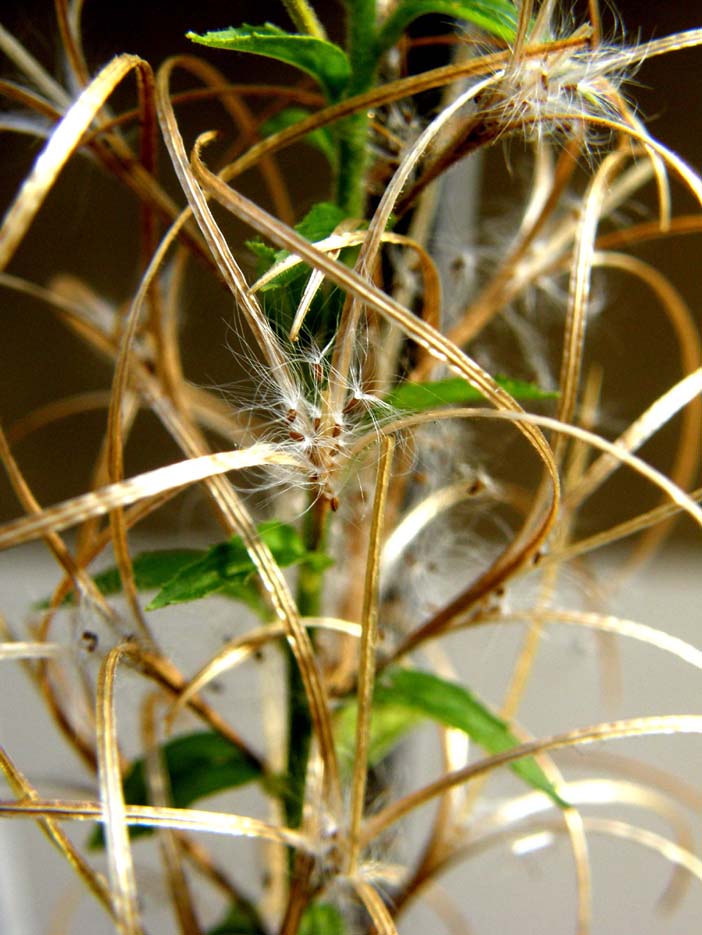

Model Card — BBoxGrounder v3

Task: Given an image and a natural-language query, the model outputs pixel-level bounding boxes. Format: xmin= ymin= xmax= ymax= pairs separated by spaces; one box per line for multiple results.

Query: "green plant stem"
xmin=280 ymin=0 xmax=327 ymax=40
xmin=284 ymin=651 xmax=312 ymax=830
xmin=335 ymin=0 xmax=378 ymax=214
xmin=346 ymin=0 xmax=378 ymax=96
xmin=335 ymin=113 xmax=371 ymax=216
xmin=284 ymin=500 xmax=329 ymax=830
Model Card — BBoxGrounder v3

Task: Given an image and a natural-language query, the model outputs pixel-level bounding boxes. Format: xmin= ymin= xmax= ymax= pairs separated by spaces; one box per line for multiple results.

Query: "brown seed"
xmin=81 ymin=630 xmax=98 ymax=652
xmin=286 ymin=408 xmax=297 ymax=422
xmin=289 ymin=429 xmax=305 ymax=442
xmin=329 ymin=495 xmax=340 ymax=512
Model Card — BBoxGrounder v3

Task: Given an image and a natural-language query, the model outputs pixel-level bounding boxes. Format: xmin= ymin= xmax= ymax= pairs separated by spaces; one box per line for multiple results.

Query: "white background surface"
xmin=1 ymin=541 xmax=701 ymax=933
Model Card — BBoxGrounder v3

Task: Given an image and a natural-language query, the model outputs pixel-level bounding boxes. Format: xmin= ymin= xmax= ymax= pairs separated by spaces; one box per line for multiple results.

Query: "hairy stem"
xmin=285 ymin=500 xmax=330 ymax=830
xmin=335 ymin=0 xmax=378 ymax=214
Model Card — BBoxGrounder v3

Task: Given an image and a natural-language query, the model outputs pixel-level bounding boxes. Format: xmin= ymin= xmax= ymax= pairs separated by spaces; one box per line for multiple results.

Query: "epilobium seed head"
xmin=476 ymin=26 xmax=641 ymax=151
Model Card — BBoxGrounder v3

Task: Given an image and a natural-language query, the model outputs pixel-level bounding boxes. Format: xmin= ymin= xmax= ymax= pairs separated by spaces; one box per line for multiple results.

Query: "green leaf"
xmin=247 ymin=238 xmax=277 ymax=272
xmin=206 ymin=900 xmax=345 ymax=935
xmin=35 ymin=549 xmax=203 ymax=608
xmin=247 ymin=201 xmax=347 ymax=283
xmin=382 ymin=375 xmax=557 ymax=414
xmin=89 ymin=731 xmax=263 ymax=848
xmin=40 ymin=524 xmax=331 ymax=616
xmin=379 ymin=669 xmax=567 ymax=804
xmin=336 ymin=669 xmax=567 ymax=806
xmin=377 ymin=0 xmax=520 ymax=53
xmin=293 ymin=201 xmax=348 ymax=245
xmin=124 ymin=732 xmax=262 ymax=808
xmin=299 ymin=902 xmax=346 ymax=935
xmin=335 ymin=696 xmax=421 ymax=770
xmin=246 ymin=201 xmax=350 ymax=342
xmin=260 ymin=108 xmax=337 ymax=168
xmin=206 ymin=903 xmax=266 ymax=935
xmin=91 ymin=550 xmax=203 ymax=595
xmin=147 ymin=521 xmax=332 ymax=612
xmin=187 ymin=24 xmax=351 ymax=101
